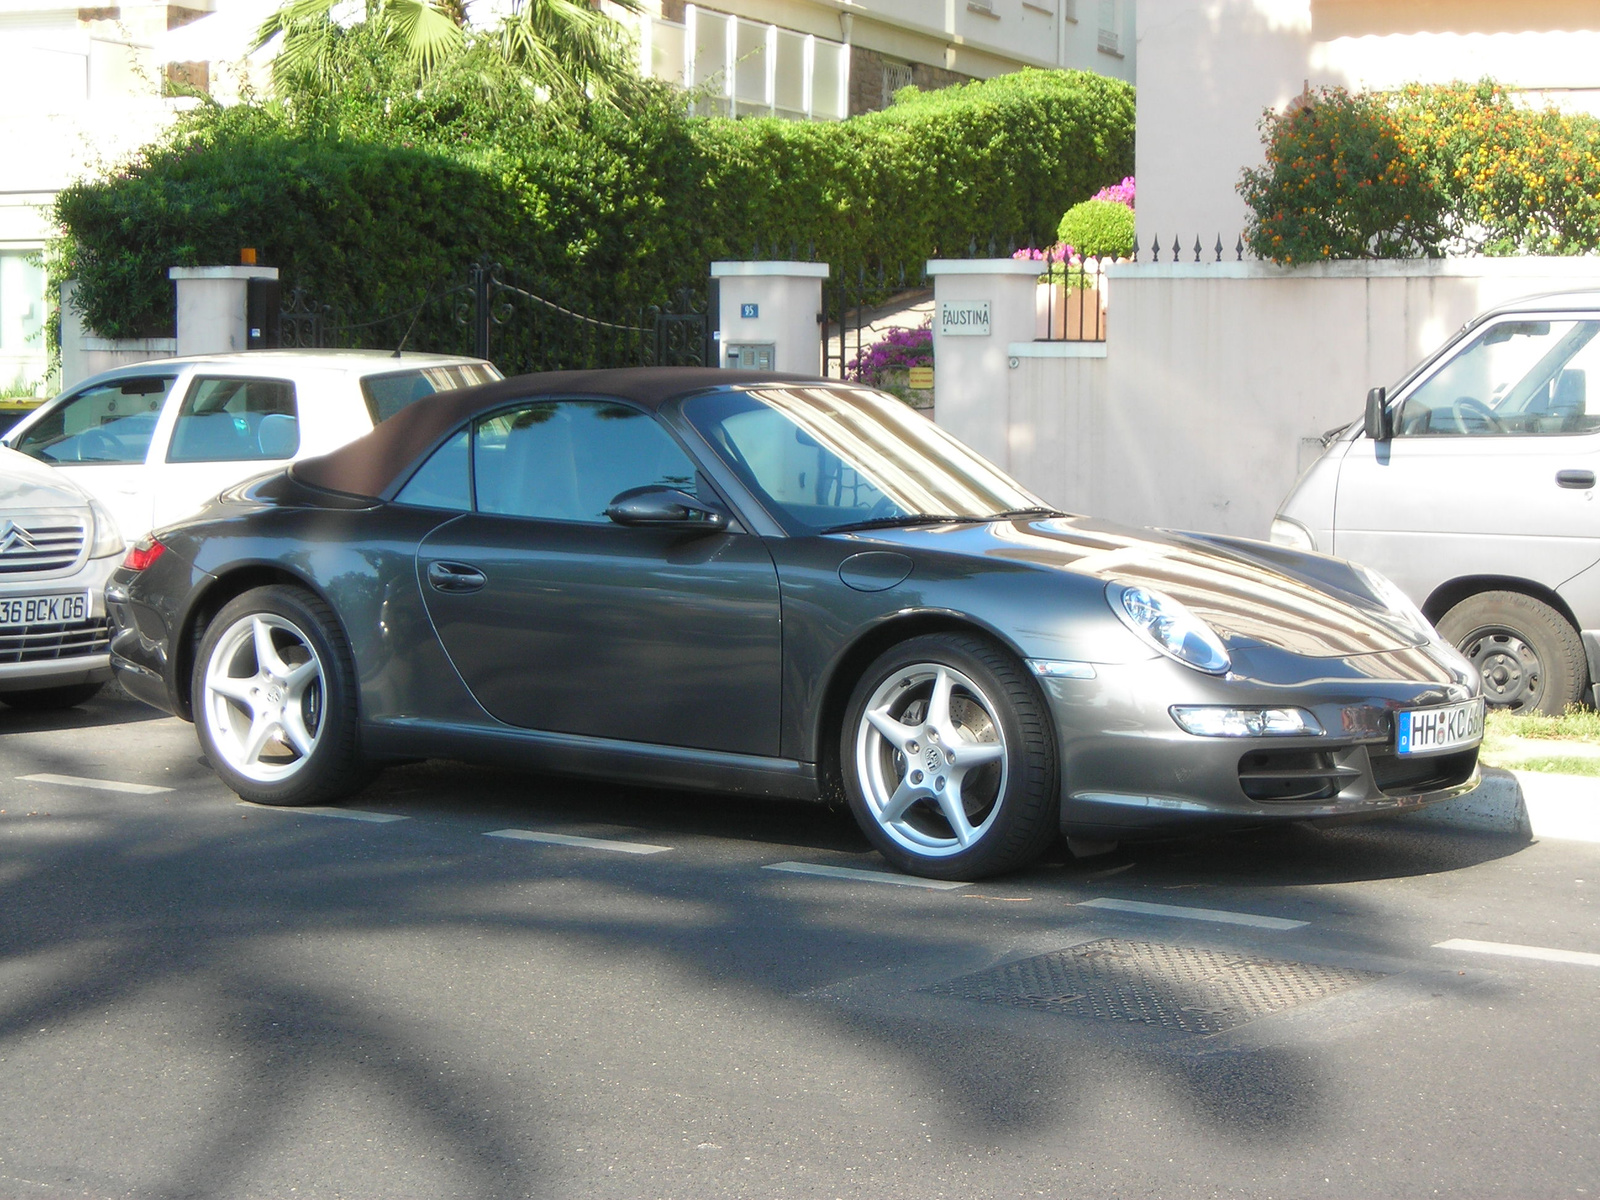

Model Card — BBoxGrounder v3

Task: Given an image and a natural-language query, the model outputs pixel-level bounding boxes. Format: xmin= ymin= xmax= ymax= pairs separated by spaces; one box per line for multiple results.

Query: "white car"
xmin=2 ymin=350 xmax=500 ymax=543
xmin=0 ymin=446 xmax=125 ymax=708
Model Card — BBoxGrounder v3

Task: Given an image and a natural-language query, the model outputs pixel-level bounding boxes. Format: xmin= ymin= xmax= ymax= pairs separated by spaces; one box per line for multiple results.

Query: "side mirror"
xmin=1364 ymin=386 xmax=1392 ymax=441
xmin=605 ymin=486 xmax=729 ymax=533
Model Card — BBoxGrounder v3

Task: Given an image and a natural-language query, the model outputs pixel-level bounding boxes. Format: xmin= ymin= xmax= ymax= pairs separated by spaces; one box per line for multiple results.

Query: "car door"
xmin=151 ymin=373 xmax=302 ymax=529
xmin=414 ymin=398 xmax=784 ymax=757
xmin=6 ymin=372 xmax=178 ymax=539
xmin=1334 ymin=313 xmax=1600 ymax=603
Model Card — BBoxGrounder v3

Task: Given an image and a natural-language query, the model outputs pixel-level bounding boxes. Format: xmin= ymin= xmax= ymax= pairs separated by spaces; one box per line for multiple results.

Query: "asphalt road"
xmin=1 ymin=686 xmax=1596 ymax=1200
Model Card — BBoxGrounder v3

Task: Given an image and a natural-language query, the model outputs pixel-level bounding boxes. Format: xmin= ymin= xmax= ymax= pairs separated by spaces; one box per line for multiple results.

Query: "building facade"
xmin=631 ymin=0 xmax=1135 ymax=118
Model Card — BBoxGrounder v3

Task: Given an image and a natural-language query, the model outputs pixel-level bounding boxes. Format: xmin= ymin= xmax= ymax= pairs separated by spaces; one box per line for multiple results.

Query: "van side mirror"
xmin=1364 ymin=386 xmax=1391 ymax=441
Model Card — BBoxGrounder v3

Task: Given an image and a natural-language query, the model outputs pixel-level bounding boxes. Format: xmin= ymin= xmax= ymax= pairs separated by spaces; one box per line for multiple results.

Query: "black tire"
xmin=1437 ymin=591 xmax=1587 ymax=716
xmin=0 ymin=681 xmax=104 ymax=710
xmin=840 ymin=632 xmax=1059 ymax=880
xmin=191 ymin=584 xmax=368 ymax=805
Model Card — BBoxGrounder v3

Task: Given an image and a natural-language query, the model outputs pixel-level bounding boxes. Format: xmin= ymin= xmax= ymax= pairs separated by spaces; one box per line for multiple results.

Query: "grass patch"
xmin=1484 ymin=705 xmax=1600 ymax=742
xmin=1480 ymin=705 xmax=1600 ymax=775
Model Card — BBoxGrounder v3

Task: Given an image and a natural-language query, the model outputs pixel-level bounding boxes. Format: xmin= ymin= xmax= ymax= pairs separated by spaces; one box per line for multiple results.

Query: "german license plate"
xmin=0 ymin=591 xmax=91 ymax=628
xmin=1396 ymin=697 xmax=1485 ymax=755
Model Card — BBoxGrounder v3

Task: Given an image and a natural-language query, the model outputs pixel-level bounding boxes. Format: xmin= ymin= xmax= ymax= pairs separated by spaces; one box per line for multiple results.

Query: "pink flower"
xmin=1089 ymin=176 xmax=1136 ymax=209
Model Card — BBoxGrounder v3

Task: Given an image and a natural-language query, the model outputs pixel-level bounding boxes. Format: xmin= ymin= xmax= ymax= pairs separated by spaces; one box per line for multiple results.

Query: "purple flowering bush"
xmin=846 ymin=325 xmax=933 ymax=403
xmin=1090 ymin=175 xmax=1136 ymax=208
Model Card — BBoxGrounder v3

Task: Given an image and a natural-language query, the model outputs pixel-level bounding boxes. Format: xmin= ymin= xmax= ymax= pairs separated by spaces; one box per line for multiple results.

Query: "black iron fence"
xmin=277 ymin=258 xmax=712 ymax=374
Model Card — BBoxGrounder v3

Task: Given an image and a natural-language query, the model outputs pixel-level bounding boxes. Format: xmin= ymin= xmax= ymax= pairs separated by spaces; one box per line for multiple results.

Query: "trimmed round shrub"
xmin=1056 ymin=198 xmax=1135 ymax=259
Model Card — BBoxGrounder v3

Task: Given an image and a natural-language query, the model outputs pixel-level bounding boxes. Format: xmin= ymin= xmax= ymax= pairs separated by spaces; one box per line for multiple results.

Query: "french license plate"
xmin=1396 ymin=697 xmax=1485 ymax=755
xmin=0 ymin=591 xmax=91 ymax=628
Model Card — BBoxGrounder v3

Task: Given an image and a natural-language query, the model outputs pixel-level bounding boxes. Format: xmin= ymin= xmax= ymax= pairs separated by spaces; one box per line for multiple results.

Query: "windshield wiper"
xmin=989 ymin=506 xmax=1063 ymax=520
xmin=821 ymin=513 xmax=970 ymax=534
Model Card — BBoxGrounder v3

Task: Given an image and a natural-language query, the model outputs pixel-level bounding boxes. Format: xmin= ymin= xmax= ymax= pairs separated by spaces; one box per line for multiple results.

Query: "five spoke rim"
xmin=203 ymin=614 xmax=326 ymax=783
xmin=854 ymin=662 xmax=1008 ymax=857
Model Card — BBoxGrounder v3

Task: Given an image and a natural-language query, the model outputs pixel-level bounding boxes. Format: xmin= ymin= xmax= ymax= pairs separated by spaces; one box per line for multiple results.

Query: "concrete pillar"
xmin=924 ymin=258 xmax=1040 ymax=469
xmin=168 ymin=265 xmax=280 ymax=356
xmin=710 ymin=261 xmax=829 ymax=374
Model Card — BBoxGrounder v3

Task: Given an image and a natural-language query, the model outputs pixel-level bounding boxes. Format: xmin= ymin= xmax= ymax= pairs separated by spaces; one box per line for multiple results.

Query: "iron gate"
xmin=278 ymin=258 xmax=712 ymax=373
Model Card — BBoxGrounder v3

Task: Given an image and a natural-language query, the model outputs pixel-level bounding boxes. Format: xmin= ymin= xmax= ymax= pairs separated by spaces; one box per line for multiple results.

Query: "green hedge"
xmin=55 ymin=67 xmax=1134 ymax=341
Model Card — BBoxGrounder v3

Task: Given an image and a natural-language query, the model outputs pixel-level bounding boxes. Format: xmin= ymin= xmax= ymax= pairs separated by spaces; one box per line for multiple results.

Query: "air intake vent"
xmin=0 ymin=518 xmax=87 ymax=577
xmin=1238 ymin=749 xmax=1359 ymax=803
xmin=1369 ymin=747 xmax=1477 ymax=796
xmin=0 ymin=619 xmax=110 ymax=664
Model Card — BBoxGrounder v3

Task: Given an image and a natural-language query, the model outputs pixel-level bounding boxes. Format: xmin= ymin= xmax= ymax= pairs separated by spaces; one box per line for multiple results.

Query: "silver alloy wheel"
xmin=202 ymin=613 xmax=326 ymax=783
xmin=853 ymin=662 xmax=1008 ymax=858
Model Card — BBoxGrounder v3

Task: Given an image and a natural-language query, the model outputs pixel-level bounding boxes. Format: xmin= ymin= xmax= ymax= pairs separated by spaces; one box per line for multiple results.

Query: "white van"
xmin=1273 ymin=292 xmax=1600 ymax=716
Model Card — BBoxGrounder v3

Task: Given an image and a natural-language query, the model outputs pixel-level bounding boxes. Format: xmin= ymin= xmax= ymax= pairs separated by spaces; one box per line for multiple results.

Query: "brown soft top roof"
xmin=291 ymin=366 xmax=825 ymax=500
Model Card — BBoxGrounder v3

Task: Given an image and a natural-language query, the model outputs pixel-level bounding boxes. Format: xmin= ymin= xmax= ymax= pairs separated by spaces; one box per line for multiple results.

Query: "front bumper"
xmin=0 ymin=555 xmax=118 ymax=692
xmin=1041 ymin=642 xmax=1482 ymax=837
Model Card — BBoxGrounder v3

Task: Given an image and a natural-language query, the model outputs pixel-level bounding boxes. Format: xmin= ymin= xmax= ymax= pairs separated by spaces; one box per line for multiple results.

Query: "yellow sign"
xmin=908 ymin=366 xmax=934 ymax=390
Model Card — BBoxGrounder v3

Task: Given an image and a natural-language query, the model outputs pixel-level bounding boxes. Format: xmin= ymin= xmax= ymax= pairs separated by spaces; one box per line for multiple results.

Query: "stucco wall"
xmin=1137 ymin=0 xmax=1600 ymax=254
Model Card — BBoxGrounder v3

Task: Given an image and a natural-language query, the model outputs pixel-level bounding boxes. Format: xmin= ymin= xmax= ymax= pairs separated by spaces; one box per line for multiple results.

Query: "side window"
xmin=395 ymin=430 xmax=471 ymax=510
xmin=167 ymin=377 xmax=299 ymax=463
xmin=12 ymin=375 xmax=174 ymax=464
xmin=1397 ymin=319 xmax=1600 ymax=437
xmin=472 ymin=400 xmax=697 ymax=523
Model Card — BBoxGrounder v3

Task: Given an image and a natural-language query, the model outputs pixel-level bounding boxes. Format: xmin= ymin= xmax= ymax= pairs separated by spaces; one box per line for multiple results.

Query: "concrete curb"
xmin=1400 ymin=767 xmax=1599 ymax=844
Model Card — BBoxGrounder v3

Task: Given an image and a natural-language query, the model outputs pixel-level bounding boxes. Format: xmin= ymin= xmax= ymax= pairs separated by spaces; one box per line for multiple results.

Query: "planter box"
xmin=1035 ymin=281 xmax=1107 ymax=341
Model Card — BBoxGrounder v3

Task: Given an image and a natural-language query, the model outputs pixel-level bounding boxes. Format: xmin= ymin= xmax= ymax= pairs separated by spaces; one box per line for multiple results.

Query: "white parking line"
xmin=238 ymin=802 xmax=408 ymax=824
xmin=1434 ymin=938 xmax=1600 ymax=969
xmin=485 ymin=828 xmax=671 ymax=855
xmin=1076 ymin=896 xmax=1308 ymax=930
xmin=19 ymin=773 xmax=173 ymax=796
xmin=763 ymin=861 xmax=969 ymax=890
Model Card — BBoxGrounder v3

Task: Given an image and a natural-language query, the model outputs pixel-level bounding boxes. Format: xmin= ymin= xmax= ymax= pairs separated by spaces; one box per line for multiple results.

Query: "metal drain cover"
xmin=923 ymin=939 xmax=1385 ymax=1035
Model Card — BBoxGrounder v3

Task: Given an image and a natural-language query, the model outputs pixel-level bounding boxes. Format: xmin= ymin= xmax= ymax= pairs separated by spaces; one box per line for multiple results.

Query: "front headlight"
xmin=1269 ymin=517 xmax=1316 ymax=552
xmin=1107 ymin=582 xmax=1231 ymax=675
xmin=86 ymin=495 xmax=125 ymax=559
xmin=1357 ymin=565 xmax=1433 ymax=638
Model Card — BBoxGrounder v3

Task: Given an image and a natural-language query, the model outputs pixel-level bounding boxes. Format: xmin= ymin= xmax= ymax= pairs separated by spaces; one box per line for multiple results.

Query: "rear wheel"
xmin=192 ymin=585 xmax=367 ymax=805
xmin=840 ymin=633 xmax=1058 ymax=880
xmin=0 ymin=682 xmax=103 ymax=710
xmin=1436 ymin=591 xmax=1586 ymax=716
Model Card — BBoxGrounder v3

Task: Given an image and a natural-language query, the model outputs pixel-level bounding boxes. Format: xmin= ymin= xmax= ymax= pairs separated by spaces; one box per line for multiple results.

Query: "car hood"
xmin=0 ymin=447 xmax=90 ymax=512
xmin=863 ymin=514 xmax=1427 ymax=658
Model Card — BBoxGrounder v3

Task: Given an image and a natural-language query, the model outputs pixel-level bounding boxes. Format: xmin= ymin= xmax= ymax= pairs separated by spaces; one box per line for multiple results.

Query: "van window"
xmin=1398 ymin=319 xmax=1600 ymax=437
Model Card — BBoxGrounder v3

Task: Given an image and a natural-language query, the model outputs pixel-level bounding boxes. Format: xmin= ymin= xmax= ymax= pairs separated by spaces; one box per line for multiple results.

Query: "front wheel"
xmin=840 ymin=633 xmax=1059 ymax=880
xmin=192 ymin=585 xmax=367 ymax=805
xmin=1436 ymin=590 xmax=1587 ymax=716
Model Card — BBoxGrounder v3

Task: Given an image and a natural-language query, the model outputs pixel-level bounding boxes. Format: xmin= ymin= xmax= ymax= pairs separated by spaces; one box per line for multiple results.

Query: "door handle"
xmin=1556 ymin=469 xmax=1596 ymax=490
xmin=426 ymin=560 xmax=487 ymax=593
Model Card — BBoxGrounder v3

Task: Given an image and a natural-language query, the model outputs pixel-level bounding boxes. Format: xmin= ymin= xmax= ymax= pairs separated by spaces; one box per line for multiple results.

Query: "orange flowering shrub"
xmin=1238 ymin=86 xmax=1448 ymax=262
xmin=1396 ymin=81 xmax=1600 ymax=256
xmin=1240 ymin=80 xmax=1600 ymax=262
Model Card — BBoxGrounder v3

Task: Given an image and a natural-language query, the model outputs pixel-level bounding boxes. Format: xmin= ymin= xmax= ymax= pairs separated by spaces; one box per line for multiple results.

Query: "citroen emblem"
xmin=0 ymin=521 xmax=38 ymax=555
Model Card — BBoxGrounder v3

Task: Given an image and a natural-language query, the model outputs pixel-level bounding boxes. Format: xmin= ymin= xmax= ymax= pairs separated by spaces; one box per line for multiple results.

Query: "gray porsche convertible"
xmin=107 ymin=368 xmax=1485 ymax=879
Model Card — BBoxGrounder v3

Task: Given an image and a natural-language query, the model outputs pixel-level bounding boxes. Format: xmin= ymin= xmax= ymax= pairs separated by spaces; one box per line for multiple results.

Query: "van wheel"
xmin=1437 ymin=591 xmax=1586 ymax=716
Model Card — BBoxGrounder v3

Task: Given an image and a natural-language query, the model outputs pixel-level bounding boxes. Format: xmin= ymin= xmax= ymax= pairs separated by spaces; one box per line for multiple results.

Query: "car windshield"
xmin=360 ymin=362 xmax=502 ymax=423
xmin=680 ymin=385 xmax=1046 ymax=535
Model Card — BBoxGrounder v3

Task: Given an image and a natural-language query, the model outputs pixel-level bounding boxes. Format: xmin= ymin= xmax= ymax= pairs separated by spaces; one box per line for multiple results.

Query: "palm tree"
xmin=253 ymin=0 xmax=642 ymax=102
